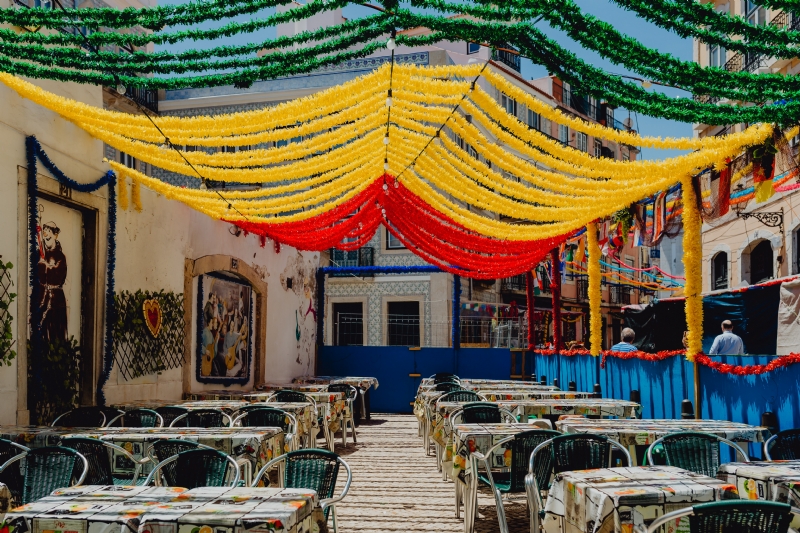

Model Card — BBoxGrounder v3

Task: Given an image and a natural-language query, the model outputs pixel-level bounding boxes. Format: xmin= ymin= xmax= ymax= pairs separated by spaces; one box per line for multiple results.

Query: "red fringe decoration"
xmin=695 ymin=353 xmax=800 ymax=376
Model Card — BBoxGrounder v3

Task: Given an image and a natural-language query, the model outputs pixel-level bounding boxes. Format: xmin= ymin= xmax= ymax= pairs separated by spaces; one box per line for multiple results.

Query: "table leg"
xmin=364 ymin=388 xmax=371 ymax=420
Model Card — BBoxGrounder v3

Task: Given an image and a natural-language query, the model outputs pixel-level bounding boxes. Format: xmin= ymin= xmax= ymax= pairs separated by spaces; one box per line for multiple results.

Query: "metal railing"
xmin=492 ymin=44 xmax=521 ymax=72
xmin=577 ymin=279 xmax=589 ymax=302
xmin=609 ymin=285 xmax=633 ymax=305
xmin=329 ymin=247 xmax=374 ymax=276
xmin=501 ymin=275 xmax=527 ymax=292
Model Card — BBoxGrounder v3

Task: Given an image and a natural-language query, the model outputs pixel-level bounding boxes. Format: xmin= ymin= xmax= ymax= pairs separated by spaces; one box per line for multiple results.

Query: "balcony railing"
xmin=577 ymin=279 xmax=589 ymax=302
xmin=501 ymin=274 xmax=526 ymax=292
xmin=725 ymin=51 xmax=764 ymax=74
xmin=693 ymin=94 xmax=722 ymax=105
xmin=492 ymin=44 xmax=521 ymax=72
xmin=770 ymin=10 xmax=800 ymax=32
xmin=609 ymin=285 xmax=632 ymax=305
xmin=329 ymin=247 xmax=374 ymax=276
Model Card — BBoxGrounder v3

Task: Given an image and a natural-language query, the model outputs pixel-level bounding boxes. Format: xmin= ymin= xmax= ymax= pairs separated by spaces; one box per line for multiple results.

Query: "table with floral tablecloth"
xmin=292 ymin=376 xmax=379 ymax=391
xmin=63 ymin=427 xmax=285 ymax=484
xmin=557 ymin=418 xmax=770 ymax=448
xmin=245 ymin=392 xmax=345 ymax=436
xmin=184 ymin=391 xmax=251 ymax=401
xmin=482 ymin=391 xmax=593 ymax=402
xmin=498 ymin=399 xmax=641 ymax=419
xmin=717 ymin=461 xmax=800 ymax=503
xmin=1 ymin=485 xmax=322 ymax=533
xmin=543 ymin=466 xmax=739 ymax=533
xmin=113 ymin=399 xmax=251 ymax=414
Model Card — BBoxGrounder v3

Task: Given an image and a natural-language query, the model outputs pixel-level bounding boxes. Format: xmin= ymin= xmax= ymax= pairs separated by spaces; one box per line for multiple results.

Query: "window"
xmin=621 ymin=146 xmax=630 ymax=161
xmin=467 ymin=42 xmax=481 ymax=54
xmin=709 ymin=44 xmax=726 ymax=68
xmin=387 ymin=301 xmax=420 ymax=346
xmin=222 ymin=145 xmax=252 ymax=153
xmin=500 ymin=93 xmax=517 ymax=116
xmin=467 ymin=144 xmax=479 ymax=160
xmin=712 ymin=252 xmax=728 ymax=290
xmin=119 ymin=151 xmax=136 ymax=170
xmin=749 ymin=240 xmax=774 ymax=284
xmin=558 ymin=124 xmax=569 ymax=146
xmin=744 ymin=1 xmax=767 ymax=25
xmin=385 ymin=227 xmax=406 ymax=250
xmin=793 ymin=226 xmax=800 ymax=274
xmin=333 ymin=302 xmax=363 ymax=346
xmin=33 ymin=0 xmax=53 ymax=8
xmin=594 ymin=139 xmax=603 ymax=158
xmin=453 ymin=134 xmax=465 ymax=151
xmin=576 ymin=132 xmax=588 ymax=152
xmin=527 ymin=108 xmax=540 ymax=130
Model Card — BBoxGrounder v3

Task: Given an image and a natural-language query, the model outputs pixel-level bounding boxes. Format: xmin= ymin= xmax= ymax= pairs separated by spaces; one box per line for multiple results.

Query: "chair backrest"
xmin=438 ymin=390 xmax=483 ymax=403
xmin=509 ymin=430 xmax=560 ymax=493
xmin=432 ymin=373 xmax=459 ymax=384
xmin=462 ymin=402 xmax=503 ymax=424
xmin=766 ymin=429 xmax=800 ymax=460
xmin=52 ymin=407 xmax=108 ymax=427
xmin=112 ymin=409 xmax=164 ymax=428
xmin=434 ymin=382 xmax=464 ymax=393
xmin=0 ymin=438 xmax=29 ymax=502
xmin=653 ymin=431 xmax=749 ymax=477
xmin=155 ymin=406 xmax=190 ymax=426
xmin=60 ymin=437 xmax=115 ymax=485
xmin=236 ymin=408 xmax=293 ymax=431
xmin=170 ymin=408 xmax=231 ymax=428
xmin=327 ymin=384 xmax=358 ymax=400
xmin=146 ymin=449 xmax=238 ymax=489
xmin=21 ymin=446 xmax=88 ymax=504
xmin=272 ymin=390 xmax=310 ymax=403
xmin=550 ymin=434 xmax=615 ymax=476
xmin=284 ymin=448 xmax=341 ymax=517
xmin=150 ymin=439 xmax=202 ymax=486
xmin=647 ymin=500 xmax=795 ymax=533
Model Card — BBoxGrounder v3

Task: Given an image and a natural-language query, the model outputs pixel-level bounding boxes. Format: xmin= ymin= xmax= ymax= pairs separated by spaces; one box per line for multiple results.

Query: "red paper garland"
xmin=535 ymin=348 xmax=685 ymax=368
xmin=695 ymin=353 xmax=800 ymax=376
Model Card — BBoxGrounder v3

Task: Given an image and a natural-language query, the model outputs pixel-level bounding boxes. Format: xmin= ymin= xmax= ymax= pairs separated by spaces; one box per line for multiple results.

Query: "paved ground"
xmin=329 ymin=414 xmax=529 ymax=533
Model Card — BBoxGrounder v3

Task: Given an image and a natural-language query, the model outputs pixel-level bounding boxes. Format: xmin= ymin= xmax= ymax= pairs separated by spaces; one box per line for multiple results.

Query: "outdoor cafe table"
xmin=244 ymin=392 xmax=346 ymax=437
xmin=292 ymin=376 xmax=379 ymax=420
xmin=0 ymin=426 xmax=285 ymax=485
xmin=556 ymin=418 xmax=771 ymax=465
xmin=498 ymin=398 xmax=642 ymax=419
xmin=718 ymin=461 xmax=800 ymax=503
xmin=2 ymin=485 xmax=322 ymax=533
xmin=542 ymin=466 xmax=739 ymax=533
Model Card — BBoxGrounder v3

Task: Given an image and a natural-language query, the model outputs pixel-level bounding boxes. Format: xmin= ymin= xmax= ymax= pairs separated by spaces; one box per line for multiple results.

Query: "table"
xmin=2 ymin=485 xmax=322 ymax=533
xmin=542 ymin=466 xmax=739 ymax=533
xmin=113 ymin=399 xmax=251 ymax=414
xmin=292 ymin=376 xmax=379 ymax=421
xmin=481 ymin=391 xmax=593 ymax=401
xmin=498 ymin=399 xmax=641 ymax=419
xmin=245 ymin=392 xmax=345 ymax=432
xmin=0 ymin=426 xmax=285 ymax=485
xmin=718 ymin=461 xmax=800 ymax=503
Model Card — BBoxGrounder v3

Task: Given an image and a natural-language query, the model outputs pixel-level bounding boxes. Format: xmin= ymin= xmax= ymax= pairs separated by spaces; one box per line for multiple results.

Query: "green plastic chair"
xmin=154 ymin=406 xmax=189 ymax=426
xmin=233 ymin=407 xmax=298 ymax=450
xmin=471 ymin=429 xmax=560 ymax=533
xmin=251 ymin=449 xmax=352 ymax=533
xmin=267 ymin=391 xmax=326 ymax=450
xmin=144 ymin=448 xmax=240 ymax=488
xmin=765 ymin=429 xmax=800 ymax=461
xmin=0 ymin=438 xmax=30 ymax=503
xmin=646 ymin=500 xmax=799 ymax=533
xmin=52 ymin=406 xmax=123 ymax=427
xmin=646 ymin=431 xmax=749 ymax=477
xmin=60 ymin=437 xmax=151 ymax=485
xmin=107 ymin=409 xmax=164 ymax=428
xmin=149 ymin=439 xmax=214 ymax=486
xmin=0 ymin=446 xmax=89 ymax=504
xmin=434 ymin=382 xmax=463 ymax=393
xmin=327 ymin=384 xmax=358 ymax=446
xmin=169 ymin=408 xmax=233 ymax=428
xmin=451 ymin=402 xmax=516 ymax=425
xmin=526 ymin=434 xmax=632 ymax=533
xmin=431 ymin=373 xmax=460 ymax=384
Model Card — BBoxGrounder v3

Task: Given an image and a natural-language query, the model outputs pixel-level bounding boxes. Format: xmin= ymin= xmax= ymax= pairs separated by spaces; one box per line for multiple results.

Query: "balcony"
xmin=329 ymin=247 xmax=375 ymax=276
xmin=491 ymin=44 xmax=521 ymax=73
xmin=501 ymin=275 xmax=526 ymax=292
xmin=770 ymin=10 xmax=800 ymax=32
xmin=693 ymin=94 xmax=722 ymax=105
xmin=724 ymin=51 xmax=764 ymax=74
xmin=609 ymin=285 xmax=632 ymax=305
xmin=577 ymin=279 xmax=589 ymax=302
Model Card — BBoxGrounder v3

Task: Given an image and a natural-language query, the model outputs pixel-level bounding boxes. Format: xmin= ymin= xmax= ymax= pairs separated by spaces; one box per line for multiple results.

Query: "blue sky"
xmin=159 ymin=0 xmax=694 ymax=159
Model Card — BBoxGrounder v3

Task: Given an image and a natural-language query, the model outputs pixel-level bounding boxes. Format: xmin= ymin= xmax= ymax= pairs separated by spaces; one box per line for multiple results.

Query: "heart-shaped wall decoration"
xmin=142 ymin=299 xmax=162 ymax=338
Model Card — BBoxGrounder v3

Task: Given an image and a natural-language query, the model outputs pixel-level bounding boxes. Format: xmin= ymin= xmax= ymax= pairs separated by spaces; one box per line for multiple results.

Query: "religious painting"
xmin=196 ymin=273 xmax=252 ymax=384
xmin=32 ymin=199 xmax=83 ymax=344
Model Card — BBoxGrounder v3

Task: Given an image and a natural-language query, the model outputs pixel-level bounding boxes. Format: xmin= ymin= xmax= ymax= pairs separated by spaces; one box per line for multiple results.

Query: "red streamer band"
xmin=695 ymin=353 xmax=800 ymax=376
xmin=535 ymin=348 xmax=684 ymax=368
xmin=227 ymin=174 xmax=573 ymax=279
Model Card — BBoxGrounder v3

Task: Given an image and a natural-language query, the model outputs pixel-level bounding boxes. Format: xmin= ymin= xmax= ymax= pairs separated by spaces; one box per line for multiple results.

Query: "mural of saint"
xmin=36 ymin=221 xmax=68 ymax=343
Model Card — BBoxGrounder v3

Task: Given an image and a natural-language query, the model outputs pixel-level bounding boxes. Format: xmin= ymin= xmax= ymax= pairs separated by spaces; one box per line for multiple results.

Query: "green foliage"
xmin=113 ymin=290 xmax=185 ymax=380
xmin=612 ymin=206 xmax=635 ymax=241
xmin=0 ymin=259 xmax=17 ymax=367
xmin=27 ymin=336 xmax=80 ymax=425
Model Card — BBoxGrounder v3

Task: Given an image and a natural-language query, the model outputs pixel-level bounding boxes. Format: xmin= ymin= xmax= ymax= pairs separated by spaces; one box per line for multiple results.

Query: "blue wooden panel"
xmin=457 ymin=348 xmax=515 ymax=380
xmin=602 ymin=356 xmax=694 ymax=420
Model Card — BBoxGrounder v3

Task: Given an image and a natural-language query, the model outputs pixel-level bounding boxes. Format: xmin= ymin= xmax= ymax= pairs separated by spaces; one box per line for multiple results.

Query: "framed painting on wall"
xmin=196 ymin=272 xmax=253 ymax=384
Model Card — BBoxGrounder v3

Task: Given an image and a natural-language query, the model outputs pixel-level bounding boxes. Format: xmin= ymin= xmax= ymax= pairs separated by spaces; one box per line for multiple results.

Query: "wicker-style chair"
xmin=0 ymin=439 xmax=30 ymax=503
xmin=233 ymin=408 xmax=298 ymax=451
xmin=646 ymin=500 xmax=799 ymax=533
xmin=169 ymin=408 xmax=232 ymax=428
xmin=646 ymin=431 xmax=749 ymax=477
xmin=327 ymin=384 xmax=358 ymax=446
xmin=267 ymin=391 xmax=327 ymax=450
xmin=154 ymin=406 xmax=189 ymax=426
xmin=423 ymin=390 xmax=486 ymax=456
xmin=434 ymin=382 xmax=463 ymax=393
xmin=471 ymin=430 xmax=560 ymax=533
xmin=60 ymin=437 xmax=151 ymax=485
xmin=271 ymin=390 xmax=311 ymax=403
xmin=52 ymin=406 xmax=123 ymax=428
xmin=430 ymin=373 xmax=460 ymax=384
xmin=0 ymin=446 xmax=89 ymax=504
xmin=144 ymin=448 xmax=240 ymax=488
xmin=526 ymin=434 xmax=632 ymax=533
xmin=149 ymin=439 xmax=213 ymax=486
xmin=451 ymin=402 xmax=516 ymax=425
xmin=107 ymin=409 xmax=164 ymax=428
xmin=251 ymin=449 xmax=352 ymax=533
xmin=437 ymin=390 xmax=484 ymax=404
xmin=765 ymin=429 xmax=800 ymax=461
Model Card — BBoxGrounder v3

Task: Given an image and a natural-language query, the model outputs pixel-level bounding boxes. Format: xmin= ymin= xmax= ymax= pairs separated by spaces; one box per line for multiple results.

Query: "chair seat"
xmin=478 ymin=472 xmax=511 ymax=493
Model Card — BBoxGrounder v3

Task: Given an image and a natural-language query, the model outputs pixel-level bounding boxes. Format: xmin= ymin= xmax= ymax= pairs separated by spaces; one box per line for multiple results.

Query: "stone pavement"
xmin=331 ymin=413 xmax=529 ymax=533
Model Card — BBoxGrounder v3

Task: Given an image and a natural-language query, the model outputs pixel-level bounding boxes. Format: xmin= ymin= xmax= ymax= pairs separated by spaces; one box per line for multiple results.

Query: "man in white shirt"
xmin=708 ymin=320 xmax=745 ymax=355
